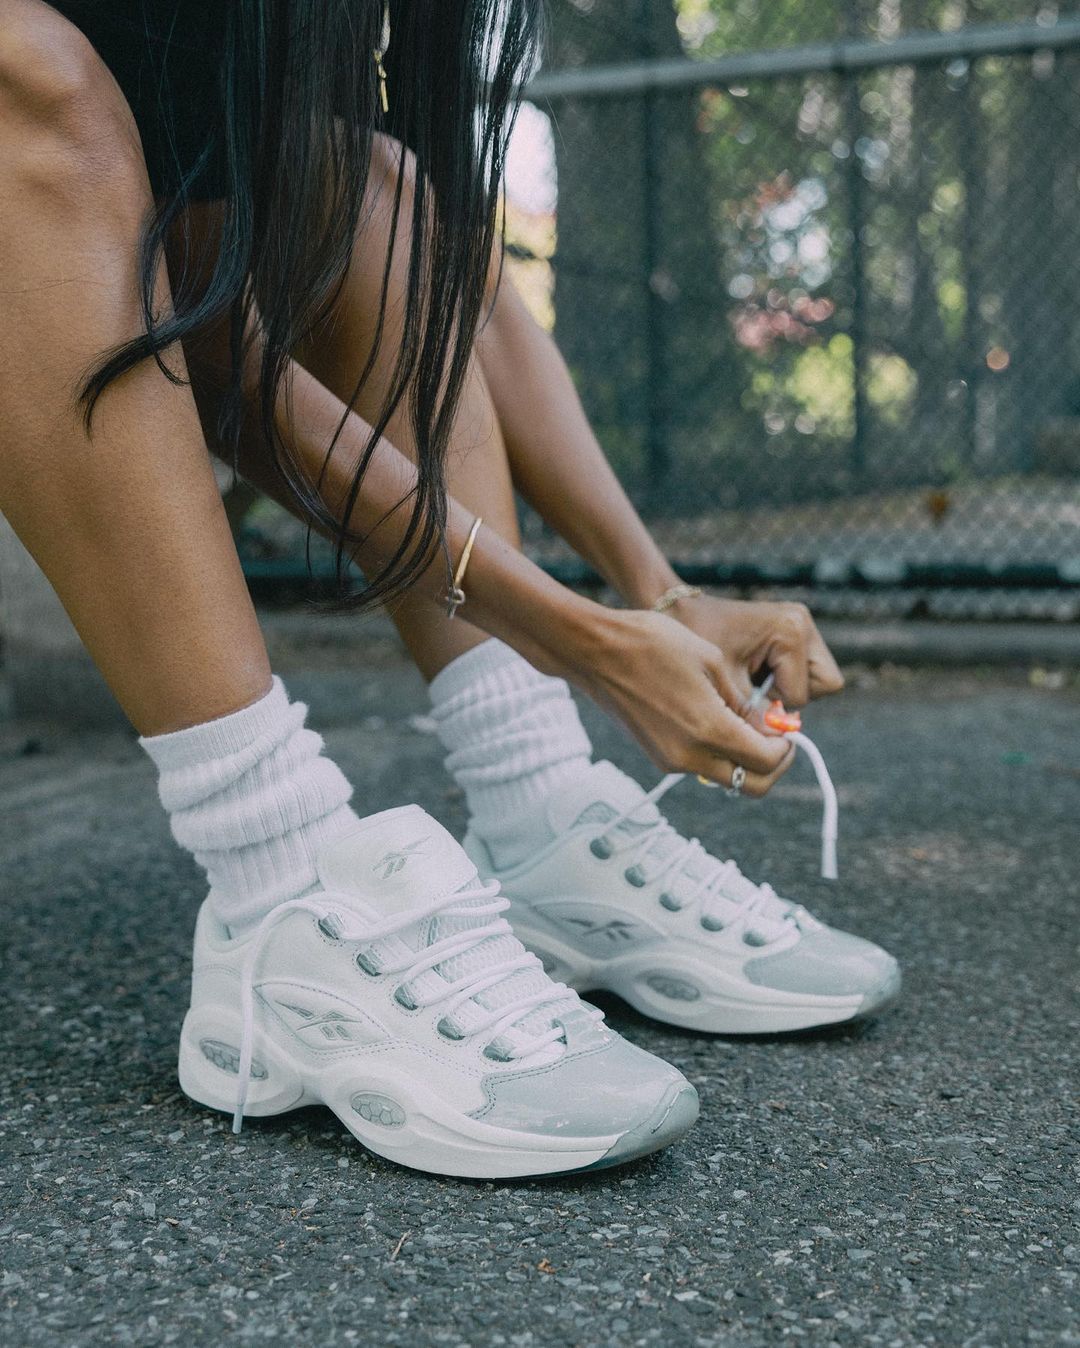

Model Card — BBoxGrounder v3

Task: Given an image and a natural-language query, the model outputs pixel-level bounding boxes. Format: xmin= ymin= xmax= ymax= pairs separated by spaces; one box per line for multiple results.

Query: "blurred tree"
xmin=542 ymin=0 xmax=1080 ymax=511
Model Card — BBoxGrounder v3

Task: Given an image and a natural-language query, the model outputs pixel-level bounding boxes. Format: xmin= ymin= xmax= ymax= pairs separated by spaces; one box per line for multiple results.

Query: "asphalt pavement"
xmin=1 ymin=629 xmax=1078 ymax=1347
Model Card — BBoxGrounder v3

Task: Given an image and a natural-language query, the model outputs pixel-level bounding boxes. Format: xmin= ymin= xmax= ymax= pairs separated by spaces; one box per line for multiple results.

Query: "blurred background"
xmin=237 ymin=0 xmax=1080 ymax=622
xmin=510 ymin=0 xmax=1080 ymax=621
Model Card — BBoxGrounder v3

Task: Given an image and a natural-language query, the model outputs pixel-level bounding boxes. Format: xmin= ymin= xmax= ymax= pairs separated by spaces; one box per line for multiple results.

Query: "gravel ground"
xmin=1 ymin=638 xmax=1078 ymax=1347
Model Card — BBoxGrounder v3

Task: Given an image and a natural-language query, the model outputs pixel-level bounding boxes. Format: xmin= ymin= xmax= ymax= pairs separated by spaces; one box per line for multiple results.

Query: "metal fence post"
xmin=842 ymin=2 xmax=868 ymax=485
xmin=639 ymin=0 xmax=668 ymax=499
xmin=961 ymin=60 xmax=983 ymax=470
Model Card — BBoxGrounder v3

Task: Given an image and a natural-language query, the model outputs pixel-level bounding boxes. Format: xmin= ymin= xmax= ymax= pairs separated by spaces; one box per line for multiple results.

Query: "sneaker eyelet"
xmin=589 ymin=836 xmax=613 ymax=860
xmin=659 ymin=893 xmax=682 ymax=912
xmin=700 ymin=914 xmax=725 ymax=932
xmin=316 ymin=915 xmax=342 ymax=941
xmin=393 ymin=986 xmax=418 ymax=1010
xmin=483 ymin=1042 xmax=513 ymax=1062
xmin=436 ymin=1017 xmax=464 ymax=1041
xmin=624 ymin=864 xmax=647 ymax=888
xmin=743 ymin=930 xmax=768 ymax=947
xmin=355 ymin=950 xmax=380 ymax=976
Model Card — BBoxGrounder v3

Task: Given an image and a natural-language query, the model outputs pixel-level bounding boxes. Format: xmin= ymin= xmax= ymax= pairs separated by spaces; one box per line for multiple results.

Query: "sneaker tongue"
xmin=544 ymin=760 xmax=661 ymax=836
xmin=315 ymin=805 xmax=477 ymax=917
xmin=546 ymin=763 xmax=786 ymax=927
xmin=318 ymin=807 xmax=570 ymax=1058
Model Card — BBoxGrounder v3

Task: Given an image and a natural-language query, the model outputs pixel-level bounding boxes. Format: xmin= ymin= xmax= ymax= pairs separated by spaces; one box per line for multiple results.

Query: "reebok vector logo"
xmin=372 ymin=838 xmax=430 ymax=879
xmin=276 ymin=1001 xmax=369 ymax=1043
xmin=536 ymin=902 xmax=654 ymax=955
xmin=565 ymin=916 xmax=640 ymax=944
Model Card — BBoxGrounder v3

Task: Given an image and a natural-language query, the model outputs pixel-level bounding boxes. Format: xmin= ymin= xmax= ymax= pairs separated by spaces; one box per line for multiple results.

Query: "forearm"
xmin=477 ymin=275 xmax=681 ymax=608
xmin=224 ymin=356 xmax=616 ymax=681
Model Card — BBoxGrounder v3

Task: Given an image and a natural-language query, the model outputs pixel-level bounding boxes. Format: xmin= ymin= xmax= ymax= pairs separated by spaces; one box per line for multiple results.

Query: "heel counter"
xmin=188 ymin=898 xmax=241 ymax=1006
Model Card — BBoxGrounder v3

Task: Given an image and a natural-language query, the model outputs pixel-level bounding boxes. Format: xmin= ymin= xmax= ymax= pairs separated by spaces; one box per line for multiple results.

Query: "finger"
xmin=703 ymin=701 xmax=792 ymax=776
xmin=690 ymin=742 xmax=796 ymax=798
xmin=765 ymin=603 xmax=824 ymax=707
xmin=805 ymin=627 xmax=845 ymax=697
xmin=703 ymin=652 xmax=753 ymax=713
xmin=768 ymin=642 xmax=811 ymax=709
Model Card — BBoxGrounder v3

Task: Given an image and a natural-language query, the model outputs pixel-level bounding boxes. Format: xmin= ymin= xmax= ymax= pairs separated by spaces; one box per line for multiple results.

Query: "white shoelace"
xmin=588 ymin=719 xmax=839 ymax=942
xmin=785 ymin=730 xmax=839 ymax=880
xmin=743 ymin=675 xmax=838 ymax=880
xmin=230 ymin=880 xmax=584 ymax=1134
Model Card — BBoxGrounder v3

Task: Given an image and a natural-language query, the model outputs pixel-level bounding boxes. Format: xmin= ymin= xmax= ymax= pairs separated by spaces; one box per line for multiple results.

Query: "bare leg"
xmin=177 ymin=158 xmax=792 ymax=793
xmin=292 ymin=137 xmax=518 ymax=682
xmin=0 ymin=1 xmax=271 ymax=734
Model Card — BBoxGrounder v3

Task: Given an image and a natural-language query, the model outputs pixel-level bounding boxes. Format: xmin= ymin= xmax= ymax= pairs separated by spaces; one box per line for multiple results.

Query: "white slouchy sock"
xmin=428 ymin=639 xmax=594 ymax=869
xmin=140 ymin=677 xmax=361 ymax=935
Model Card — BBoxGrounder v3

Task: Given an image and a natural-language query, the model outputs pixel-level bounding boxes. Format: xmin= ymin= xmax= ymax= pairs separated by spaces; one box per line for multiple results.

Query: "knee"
xmin=0 ymin=1 xmax=146 ymax=204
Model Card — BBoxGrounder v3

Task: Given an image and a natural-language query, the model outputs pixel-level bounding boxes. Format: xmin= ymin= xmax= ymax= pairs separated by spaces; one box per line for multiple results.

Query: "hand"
xmin=668 ymin=595 xmax=844 ymax=709
xmin=569 ymin=608 xmax=795 ymax=796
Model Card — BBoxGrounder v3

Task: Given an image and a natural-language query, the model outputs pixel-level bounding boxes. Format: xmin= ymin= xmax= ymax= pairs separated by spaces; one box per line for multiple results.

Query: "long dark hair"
xmin=82 ymin=0 xmax=542 ymax=607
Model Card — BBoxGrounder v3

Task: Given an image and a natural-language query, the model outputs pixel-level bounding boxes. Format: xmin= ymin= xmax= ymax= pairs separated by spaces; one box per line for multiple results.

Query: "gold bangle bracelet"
xmin=651 ymin=582 xmax=703 ymax=613
xmin=445 ymin=515 xmax=483 ymax=619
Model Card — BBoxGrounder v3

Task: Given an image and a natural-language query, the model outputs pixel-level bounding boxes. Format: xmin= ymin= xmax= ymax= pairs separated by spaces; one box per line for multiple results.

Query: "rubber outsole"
xmin=515 ymin=924 xmax=903 ymax=1036
xmin=852 ymin=961 xmax=902 ymax=1021
xmin=578 ymin=1082 xmax=700 ymax=1174
xmin=178 ymin=1009 xmax=698 ymax=1180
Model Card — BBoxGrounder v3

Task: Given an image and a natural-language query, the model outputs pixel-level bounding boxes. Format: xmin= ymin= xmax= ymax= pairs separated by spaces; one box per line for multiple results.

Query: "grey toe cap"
xmin=745 ymin=928 xmax=900 ymax=1004
xmin=585 ymin=1082 xmax=700 ymax=1171
xmin=474 ymin=1029 xmax=693 ymax=1142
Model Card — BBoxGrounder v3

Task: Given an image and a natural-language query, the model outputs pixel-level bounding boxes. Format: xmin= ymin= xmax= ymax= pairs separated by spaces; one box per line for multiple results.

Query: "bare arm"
xmin=190 ymin=348 xmax=792 ymax=792
xmin=477 ymin=274 xmax=680 ymax=609
xmin=476 ymin=270 xmax=844 ymax=708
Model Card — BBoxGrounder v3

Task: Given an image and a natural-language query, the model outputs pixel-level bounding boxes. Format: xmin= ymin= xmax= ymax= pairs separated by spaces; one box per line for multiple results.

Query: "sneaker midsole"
xmin=178 ymin=1002 xmax=626 ymax=1178
xmin=512 ymin=922 xmax=866 ymax=1028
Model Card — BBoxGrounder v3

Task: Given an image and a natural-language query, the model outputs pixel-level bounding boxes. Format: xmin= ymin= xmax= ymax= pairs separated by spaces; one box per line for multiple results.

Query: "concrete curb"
xmin=818 ymin=620 xmax=1080 ymax=668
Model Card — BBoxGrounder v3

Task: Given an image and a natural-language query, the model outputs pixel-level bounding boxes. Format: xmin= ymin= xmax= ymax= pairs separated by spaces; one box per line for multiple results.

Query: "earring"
xmin=374 ymin=2 xmax=390 ymax=115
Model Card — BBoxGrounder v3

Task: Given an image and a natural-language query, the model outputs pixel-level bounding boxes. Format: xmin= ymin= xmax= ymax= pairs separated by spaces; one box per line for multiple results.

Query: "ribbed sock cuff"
xmin=139 ymin=677 xmax=286 ymax=771
xmin=427 ymin=638 xmax=532 ymax=707
xmin=429 ymin=640 xmax=593 ymax=867
xmin=140 ymin=676 xmax=360 ymax=933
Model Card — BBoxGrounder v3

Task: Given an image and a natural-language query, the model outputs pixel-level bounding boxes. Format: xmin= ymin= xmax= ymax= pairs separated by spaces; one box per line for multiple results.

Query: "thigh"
xmin=0 ymin=8 xmax=270 ymax=734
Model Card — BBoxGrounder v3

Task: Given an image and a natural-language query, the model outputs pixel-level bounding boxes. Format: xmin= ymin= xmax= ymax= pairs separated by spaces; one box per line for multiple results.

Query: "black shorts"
xmin=48 ymin=1 xmax=230 ymax=200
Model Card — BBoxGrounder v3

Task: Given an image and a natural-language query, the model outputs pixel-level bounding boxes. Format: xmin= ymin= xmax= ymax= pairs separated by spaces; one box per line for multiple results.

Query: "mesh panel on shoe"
xmin=573 ymin=798 xmax=792 ymax=929
xmin=432 ymin=900 xmax=573 ymax=1047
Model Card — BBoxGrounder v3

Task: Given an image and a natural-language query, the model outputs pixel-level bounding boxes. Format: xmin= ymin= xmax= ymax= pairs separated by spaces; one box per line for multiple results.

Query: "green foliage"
xmin=546 ymin=0 xmax=1080 ymax=505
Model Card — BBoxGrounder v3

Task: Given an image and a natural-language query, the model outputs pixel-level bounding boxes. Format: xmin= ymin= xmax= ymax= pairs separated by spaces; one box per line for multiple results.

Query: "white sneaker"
xmin=463 ymin=762 xmax=901 ymax=1035
xmin=177 ymin=804 xmax=698 ymax=1179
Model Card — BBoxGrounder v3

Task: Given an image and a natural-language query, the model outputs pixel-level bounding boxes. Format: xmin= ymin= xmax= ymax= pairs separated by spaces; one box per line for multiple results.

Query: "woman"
xmin=0 ymin=0 xmax=897 ymax=1178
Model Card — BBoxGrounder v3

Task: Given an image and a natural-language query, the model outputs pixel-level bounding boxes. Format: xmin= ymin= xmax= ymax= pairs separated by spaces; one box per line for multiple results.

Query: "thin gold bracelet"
xmin=651 ymin=582 xmax=703 ymax=613
xmin=445 ymin=516 xmax=483 ymax=619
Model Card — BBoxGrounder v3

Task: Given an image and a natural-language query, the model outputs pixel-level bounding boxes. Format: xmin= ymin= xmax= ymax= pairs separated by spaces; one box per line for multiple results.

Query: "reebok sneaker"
xmin=464 ymin=761 xmax=900 ymax=1035
xmin=178 ymin=803 xmax=698 ymax=1178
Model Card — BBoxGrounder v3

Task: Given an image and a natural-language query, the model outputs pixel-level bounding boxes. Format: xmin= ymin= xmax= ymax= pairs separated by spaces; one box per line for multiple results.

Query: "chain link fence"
xmin=504 ymin=1 xmax=1080 ymax=617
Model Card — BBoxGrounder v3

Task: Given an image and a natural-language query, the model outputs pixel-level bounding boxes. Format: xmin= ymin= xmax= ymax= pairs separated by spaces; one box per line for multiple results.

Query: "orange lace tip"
xmin=764 ymin=701 xmax=801 ymax=733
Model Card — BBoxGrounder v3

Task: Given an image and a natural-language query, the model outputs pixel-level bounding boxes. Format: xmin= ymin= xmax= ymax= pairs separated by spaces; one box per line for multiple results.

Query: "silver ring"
xmin=726 ymin=765 xmax=747 ymax=797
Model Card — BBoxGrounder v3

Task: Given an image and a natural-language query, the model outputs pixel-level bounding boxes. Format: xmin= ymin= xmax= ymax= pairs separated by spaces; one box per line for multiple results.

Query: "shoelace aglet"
xmin=821 ymin=833 xmax=838 ymax=882
xmin=232 ymin=1050 xmax=251 ymax=1134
